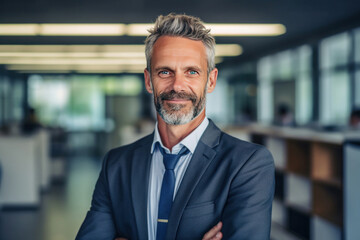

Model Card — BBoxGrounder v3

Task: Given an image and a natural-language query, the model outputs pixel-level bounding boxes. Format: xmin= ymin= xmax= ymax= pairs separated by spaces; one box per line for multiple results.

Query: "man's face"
xmin=144 ymin=36 xmax=217 ymax=125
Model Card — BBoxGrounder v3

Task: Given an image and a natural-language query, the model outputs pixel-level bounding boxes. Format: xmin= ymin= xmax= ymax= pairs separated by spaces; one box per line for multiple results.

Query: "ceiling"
xmin=1 ymin=0 xmax=360 ymax=68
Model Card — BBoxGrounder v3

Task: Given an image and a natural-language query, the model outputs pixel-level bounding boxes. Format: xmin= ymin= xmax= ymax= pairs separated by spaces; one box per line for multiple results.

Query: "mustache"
xmin=159 ymin=90 xmax=197 ymax=103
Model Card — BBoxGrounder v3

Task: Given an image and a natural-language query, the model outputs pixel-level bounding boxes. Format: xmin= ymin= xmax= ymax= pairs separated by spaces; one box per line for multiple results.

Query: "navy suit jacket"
xmin=76 ymin=120 xmax=275 ymax=240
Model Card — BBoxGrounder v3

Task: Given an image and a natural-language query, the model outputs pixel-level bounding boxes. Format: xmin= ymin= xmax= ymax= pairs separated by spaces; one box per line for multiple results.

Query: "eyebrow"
xmin=154 ymin=65 xmax=203 ymax=73
xmin=154 ymin=66 xmax=173 ymax=72
xmin=186 ymin=66 xmax=202 ymax=73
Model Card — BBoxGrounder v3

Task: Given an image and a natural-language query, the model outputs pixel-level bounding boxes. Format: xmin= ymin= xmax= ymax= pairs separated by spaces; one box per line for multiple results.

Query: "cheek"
xmin=195 ymin=83 xmax=208 ymax=95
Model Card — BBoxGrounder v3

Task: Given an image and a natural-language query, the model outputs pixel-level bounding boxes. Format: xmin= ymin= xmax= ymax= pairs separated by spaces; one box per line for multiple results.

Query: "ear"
xmin=207 ymin=68 xmax=218 ymax=93
xmin=144 ymin=68 xmax=153 ymax=94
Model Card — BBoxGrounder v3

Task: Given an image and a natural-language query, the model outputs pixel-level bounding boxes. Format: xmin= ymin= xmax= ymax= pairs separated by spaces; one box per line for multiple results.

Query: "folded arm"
xmin=221 ymin=147 xmax=275 ymax=240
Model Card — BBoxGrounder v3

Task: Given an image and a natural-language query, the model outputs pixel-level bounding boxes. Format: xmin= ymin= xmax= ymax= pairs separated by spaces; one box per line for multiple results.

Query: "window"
xmin=355 ymin=70 xmax=360 ymax=107
xmin=28 ymin=74 xmax=143 ymax=130
xmin=257 ymin=56 xmax=274 ymax=124
xmin=320 ymin=71 xmax=351 ymax=125
xmin=354 ymin=28 xmax=360 ymax=107
xmin=320 ymin=33 xmax=351 ymax=69
xmin=295 ymin=45 xmax=313 ymax=125
xmin=354 ymin=28 xmax=360 ymax=64
xmin=257 ymin=46 xmax=313 ymax=126
xmin=319 ymin=33 xmax=351 ymax=126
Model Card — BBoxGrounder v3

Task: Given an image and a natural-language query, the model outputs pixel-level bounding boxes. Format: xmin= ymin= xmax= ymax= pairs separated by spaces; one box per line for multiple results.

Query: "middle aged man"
xmin=76 ymin=13 xmax=275 ymax=240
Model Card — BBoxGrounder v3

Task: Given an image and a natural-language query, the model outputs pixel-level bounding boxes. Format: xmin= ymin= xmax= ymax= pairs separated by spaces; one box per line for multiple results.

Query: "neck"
xmin=157 ymin=110 xmax=206 ymax=151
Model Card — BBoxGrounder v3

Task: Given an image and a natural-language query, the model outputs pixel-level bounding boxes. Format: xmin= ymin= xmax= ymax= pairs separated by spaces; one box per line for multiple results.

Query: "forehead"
xmin=151 ymin=36 xmax=207 ymax=67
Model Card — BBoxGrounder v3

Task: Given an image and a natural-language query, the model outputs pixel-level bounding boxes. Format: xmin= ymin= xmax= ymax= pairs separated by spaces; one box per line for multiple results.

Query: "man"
xmin=76 ymin=13 xmax=275 ymax=240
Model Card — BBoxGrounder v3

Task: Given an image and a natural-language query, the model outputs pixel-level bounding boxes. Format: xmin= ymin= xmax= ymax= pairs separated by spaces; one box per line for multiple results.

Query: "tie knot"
xmin=159 ymin=145 xmax=189 ymax=170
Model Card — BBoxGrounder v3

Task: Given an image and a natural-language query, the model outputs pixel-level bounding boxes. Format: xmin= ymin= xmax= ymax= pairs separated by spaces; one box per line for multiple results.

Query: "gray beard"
xmin=154 ymin=90 xmax=206 ymax=125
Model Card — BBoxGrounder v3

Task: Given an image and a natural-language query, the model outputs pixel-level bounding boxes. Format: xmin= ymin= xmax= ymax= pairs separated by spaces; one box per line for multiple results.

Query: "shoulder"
xmin=204 ymin=119 xmax=272 ymax=160
xmin=216 ymin=131 xmax=274 ymax=173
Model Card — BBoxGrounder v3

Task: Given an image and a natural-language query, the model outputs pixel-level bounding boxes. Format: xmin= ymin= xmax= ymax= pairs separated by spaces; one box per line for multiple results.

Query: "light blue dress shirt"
xmin=147 ymin=117 xmax=209 ymax=240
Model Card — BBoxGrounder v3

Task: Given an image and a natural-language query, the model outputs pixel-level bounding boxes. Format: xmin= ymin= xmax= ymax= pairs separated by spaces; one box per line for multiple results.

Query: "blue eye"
xmin=189 ymin=70 xmax=197 ymax=75
xmin=160 ymin=70 xmax=169 ymax=75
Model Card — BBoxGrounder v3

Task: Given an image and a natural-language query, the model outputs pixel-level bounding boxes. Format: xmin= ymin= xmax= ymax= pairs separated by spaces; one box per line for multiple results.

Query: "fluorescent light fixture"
xmin=0 ymin=23 xmax=285 ymax=36
xmin=40 ymin=24 xmax=126 ymax=36
xmin=7 ymin=65 xmax=72 ymax=71
xmin=7 ymin=64 xmax=145 ymax=74
xmin=75 ymin=64 xmax=144 ymax=71
xmin=1 ymin=43 xmax=241 ymax=73
xmin=102 ymin=44 xmax=145 ymax=52
xmin=101 ymin=52 xmax=145 ymax=58
xmin=216 ymin=44 xmax=243 ymax=56
xmin=126 ymin=23 xmax=285 ymax=36
xmin=0 ymin=44 xmax=241 ymax=59
xmin=126 ymin=24 xmax=153 ymax=36
xmin=0 ymin=24 xmax=125 ymax=36
xmin=0 ymin=44 xmax=145 ymax=53
xmin=0 ymin=52 xmax=99 ymax=57
xmin=76 ymin=69 xmax=144 ymax=74
xmin=0 ymin=24 xmax=38 ymax=35
xmin=207 ymin=24 xmax=286 ymax=36
xmin=0 ymin=52 xmax=145 ymax=58
xmin=0 ymin=58 xmax=146 ymax=65
xmin=18 ymin=70 xmax=72 ymax=74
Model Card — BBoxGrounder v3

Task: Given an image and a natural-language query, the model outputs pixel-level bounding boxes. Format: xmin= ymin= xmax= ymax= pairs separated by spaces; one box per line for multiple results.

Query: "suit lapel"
xmin=130 ymin=134 xmax=153 ymax=240
xmin=166 ymin=120 xmax=221 ymax=239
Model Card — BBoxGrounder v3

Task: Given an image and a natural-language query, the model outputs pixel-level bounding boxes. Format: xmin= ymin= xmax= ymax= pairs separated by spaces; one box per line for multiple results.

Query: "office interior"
xmin=1 ymin=1 xmax=360 ymax=239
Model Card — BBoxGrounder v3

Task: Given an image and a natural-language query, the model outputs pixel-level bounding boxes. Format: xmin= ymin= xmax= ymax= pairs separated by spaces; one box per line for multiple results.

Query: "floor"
xmin=0 ymin=156 xmax=101 ymax=240
xmin=0 ymin=155 xmax=299 ymax=240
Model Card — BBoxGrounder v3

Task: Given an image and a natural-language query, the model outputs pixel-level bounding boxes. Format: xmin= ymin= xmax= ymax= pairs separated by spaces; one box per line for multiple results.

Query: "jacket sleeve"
xmin=221 ymin=146 xmax=275 ymax=240
xmin=76 ymin=151 xmax=117 ymax=240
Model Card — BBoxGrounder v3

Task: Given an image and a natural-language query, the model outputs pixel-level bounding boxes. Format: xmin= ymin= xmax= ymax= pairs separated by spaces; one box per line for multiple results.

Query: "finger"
xmin=202 ymin=221 xmax=223 ymax=240
xmin=211 ymin=231 xmax=222 ymax=240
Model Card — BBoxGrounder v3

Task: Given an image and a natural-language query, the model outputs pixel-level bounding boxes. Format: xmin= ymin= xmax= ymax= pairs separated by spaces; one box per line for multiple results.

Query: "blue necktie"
xmin=156 ymin=145 xmax=189 ymax=240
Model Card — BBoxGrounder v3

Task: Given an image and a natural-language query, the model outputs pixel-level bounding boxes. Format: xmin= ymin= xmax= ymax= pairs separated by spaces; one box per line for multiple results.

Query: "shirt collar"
xmin=151 ymin=117 xmax=209 ymax=154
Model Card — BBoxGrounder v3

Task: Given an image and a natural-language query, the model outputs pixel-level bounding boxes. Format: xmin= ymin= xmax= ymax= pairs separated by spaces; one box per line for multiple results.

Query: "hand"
xmin=202 ymin=221 xmax=223 ymax=240
xmin=115 ymin=238 xmax=127 ymax=240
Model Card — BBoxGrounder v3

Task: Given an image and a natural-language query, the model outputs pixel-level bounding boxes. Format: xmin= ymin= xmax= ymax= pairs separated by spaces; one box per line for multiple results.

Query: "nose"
xmin=172 ymin=73 xmax=186 ymax=92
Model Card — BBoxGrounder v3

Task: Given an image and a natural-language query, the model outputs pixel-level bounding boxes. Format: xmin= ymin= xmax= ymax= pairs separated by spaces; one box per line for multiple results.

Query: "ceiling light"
xmin=40 ymin=24 xmax=126 ymax=36
xmin=0 ymin=52 xmax=100 ymax=57
xmin=0 ymin=24 xmax=38 ymax=35
xmin=18 ymin=70 xmax=72 ymax=74
xmin=0 ymin=44 xmax=145 ymax=53
xmin=7 ymin=64 xmax=145 ymax=74
xmin=76 ymin=69 xmax=143 ymax=74
xmin=0 ymin=44 xmax=241 ymax=57
xmin=101 ymin=52 xmax=144 ymax=58
xmin=1 ymin=43 xmax=241 ymax=73
xmin=0 ymin=23 xmax=285 ymax=36
xmin=7 ymin=65 xmax=74 ymax=71
xmin=216 ymin=44 xmax=243 ymax=56
xmin=0 ymin=52 xmax=145 ymax=58
xmin=0 ymin=58 xmax=146 ymax=65
xmin=207 ymin=24 xmax=286 ymax=36
xmin=127 ymin=23 xmax=286 ymax=36
xmin=126 ymin=24 xmax=153 ymax=36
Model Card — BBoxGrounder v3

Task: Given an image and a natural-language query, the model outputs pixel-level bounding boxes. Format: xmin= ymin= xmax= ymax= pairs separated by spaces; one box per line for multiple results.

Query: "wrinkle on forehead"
xmin=151 ymin=36 xmax=207 ymax=71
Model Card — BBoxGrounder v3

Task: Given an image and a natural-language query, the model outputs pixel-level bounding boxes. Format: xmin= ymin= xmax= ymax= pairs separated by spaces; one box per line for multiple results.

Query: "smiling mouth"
xmin=165 ymin=98 xmax=190 ymax=103
xmin=159 ymin=90 xmax=197 ymax=104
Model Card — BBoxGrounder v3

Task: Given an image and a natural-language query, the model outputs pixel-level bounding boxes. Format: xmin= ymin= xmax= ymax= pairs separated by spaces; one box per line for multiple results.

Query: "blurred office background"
xmin=1 ymin=1 xmax=360 ymax=239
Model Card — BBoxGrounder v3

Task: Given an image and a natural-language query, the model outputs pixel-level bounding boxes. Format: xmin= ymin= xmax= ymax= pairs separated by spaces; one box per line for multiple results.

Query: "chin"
xmin=160 ymin=110 xmax=195 ymax=125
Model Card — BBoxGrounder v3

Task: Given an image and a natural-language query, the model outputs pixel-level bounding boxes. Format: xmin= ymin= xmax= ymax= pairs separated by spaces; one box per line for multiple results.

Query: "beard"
xmin=154 ymin=89 xmax=206 ymax=125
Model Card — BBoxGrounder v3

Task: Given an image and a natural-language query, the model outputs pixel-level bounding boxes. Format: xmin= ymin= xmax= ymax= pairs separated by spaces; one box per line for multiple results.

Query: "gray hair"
xmin=145 ymin=13 xmax=216 ymax=75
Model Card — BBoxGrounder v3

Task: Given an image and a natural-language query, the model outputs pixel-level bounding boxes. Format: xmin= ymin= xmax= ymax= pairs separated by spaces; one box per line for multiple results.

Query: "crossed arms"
xmin=76 ymin=143 xmax=275 ymax=239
